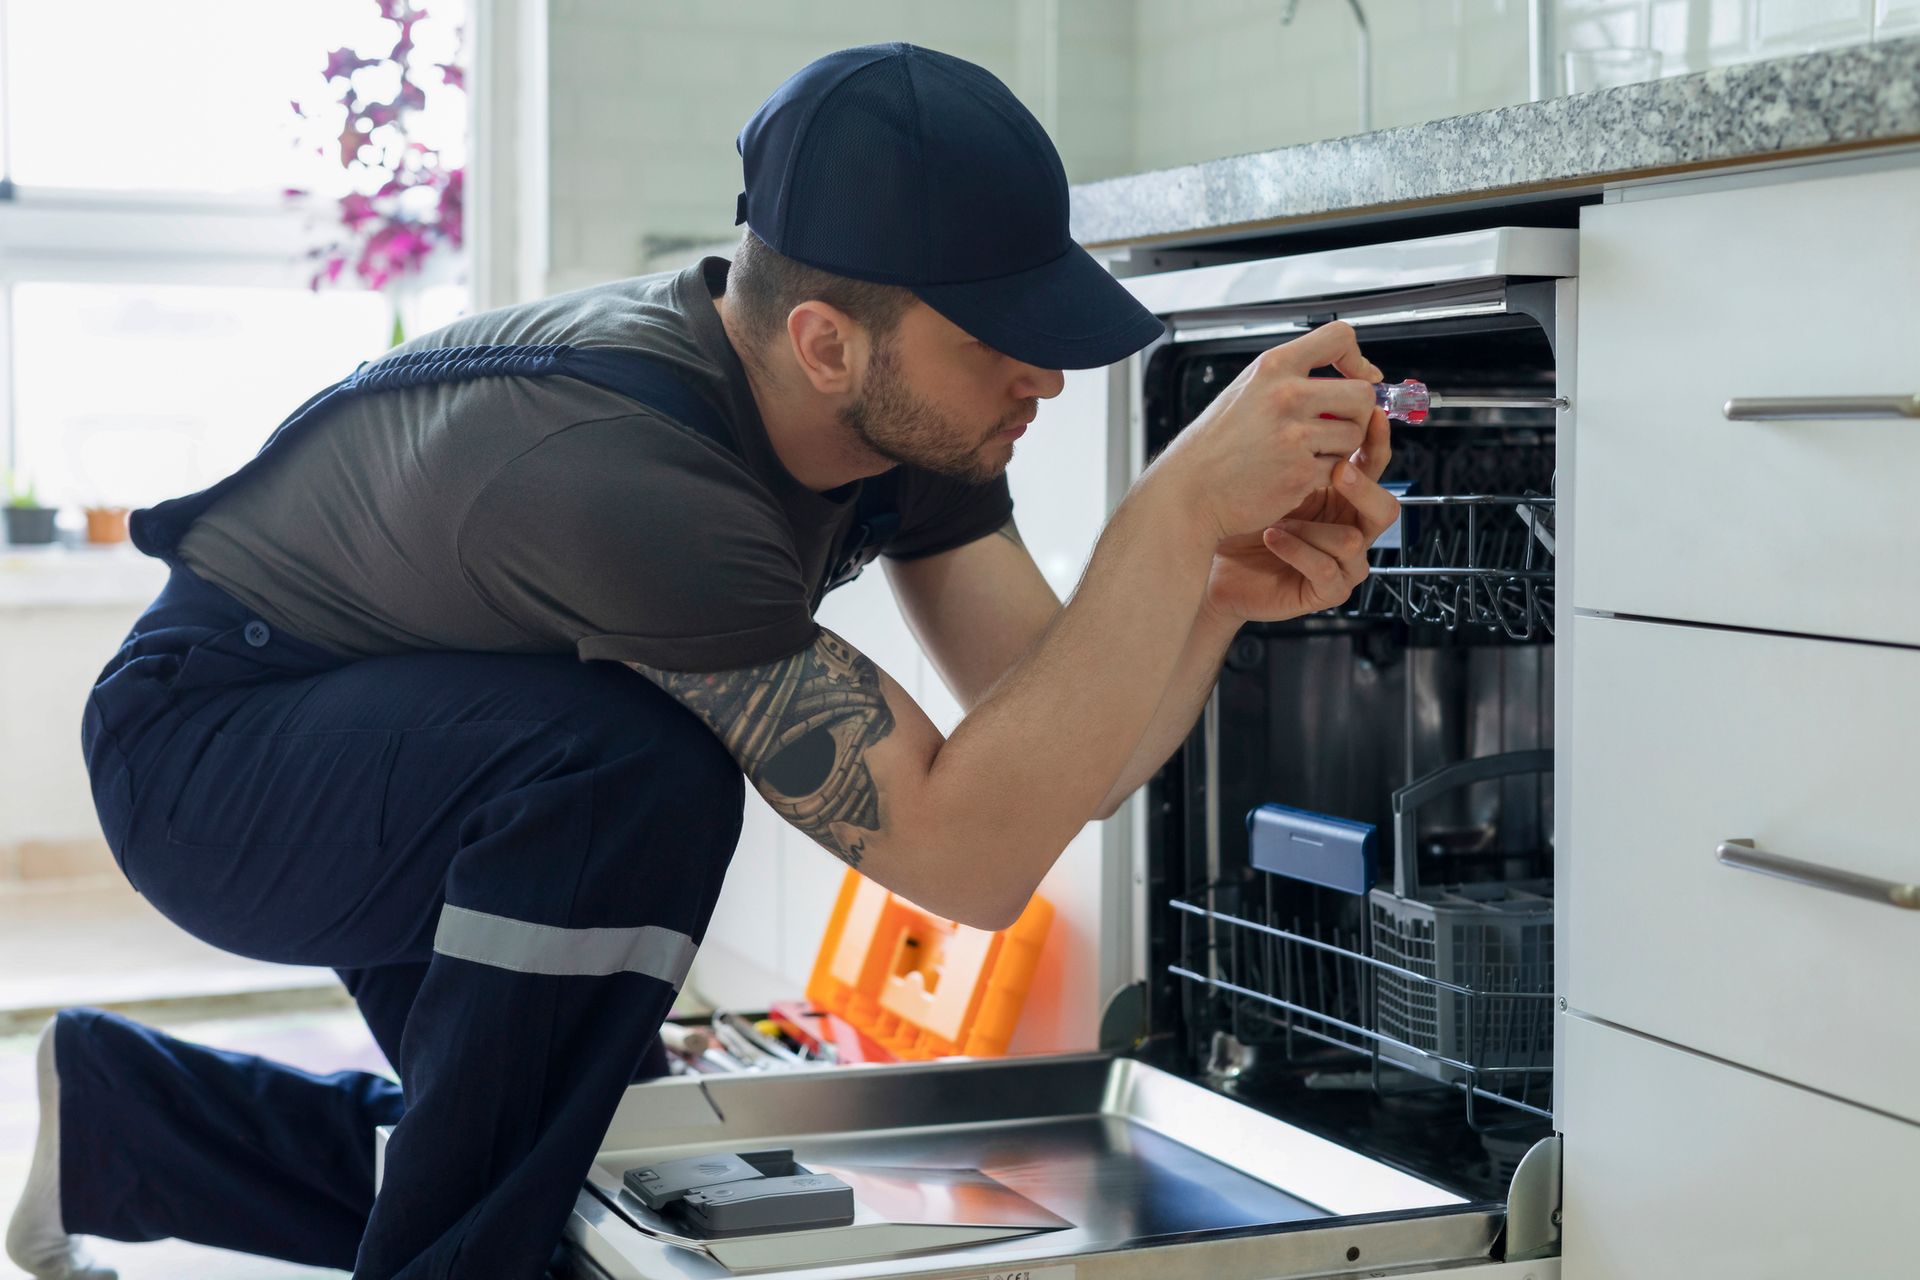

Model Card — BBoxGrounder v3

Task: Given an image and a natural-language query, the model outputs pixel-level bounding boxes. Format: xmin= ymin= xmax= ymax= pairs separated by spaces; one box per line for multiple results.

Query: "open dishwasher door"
xmin=551 ymin=1052 xmax=1557 ymax=1280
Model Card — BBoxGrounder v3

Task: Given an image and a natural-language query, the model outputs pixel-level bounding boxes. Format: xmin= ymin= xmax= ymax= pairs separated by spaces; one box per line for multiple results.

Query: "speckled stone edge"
xmin=1070 ymin=36 xmax=1920 ymax=247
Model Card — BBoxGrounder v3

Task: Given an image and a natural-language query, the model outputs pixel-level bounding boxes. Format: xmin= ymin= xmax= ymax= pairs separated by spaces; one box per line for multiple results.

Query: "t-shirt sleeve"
xmin=881 ymin=466 xmax=1015 ymax=561
xmin=457 ymin=414 xmax=818 ymax=672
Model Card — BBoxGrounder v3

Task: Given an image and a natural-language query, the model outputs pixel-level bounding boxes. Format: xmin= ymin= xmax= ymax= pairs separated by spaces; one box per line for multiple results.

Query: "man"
xmin=7 ymin=41 xmax=1395 ymax=1280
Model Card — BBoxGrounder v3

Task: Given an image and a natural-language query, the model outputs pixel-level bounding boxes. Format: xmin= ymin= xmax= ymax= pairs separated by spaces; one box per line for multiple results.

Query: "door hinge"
xmin=1505 ymin=1133 xmax=1563 ymax=1261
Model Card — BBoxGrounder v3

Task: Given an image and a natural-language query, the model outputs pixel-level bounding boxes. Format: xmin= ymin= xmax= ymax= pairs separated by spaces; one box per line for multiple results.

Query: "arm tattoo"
xmin=632 ymin=632 xmax=894 ymax=868
xmin=993 ymin=517 xmax=1025 ymax=550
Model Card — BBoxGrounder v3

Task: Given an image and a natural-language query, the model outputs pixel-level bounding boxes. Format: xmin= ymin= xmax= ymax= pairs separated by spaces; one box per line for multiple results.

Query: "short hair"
xmin=727 ymin=229 xmax=917 ymax=353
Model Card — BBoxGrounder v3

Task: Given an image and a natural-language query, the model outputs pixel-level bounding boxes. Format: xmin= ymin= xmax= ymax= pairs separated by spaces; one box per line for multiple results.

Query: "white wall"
xmin=1128 ymin=0 xmax=1917 ymax=176
xmin=545 ymin=0 xmax=1042 ymax=293
xmin=1131 ymin=0 xmax=1530 ymax=172
xmin=0 ymin=555 xmax=168 ymax=884
xmin=542 ymin=0 xmax=1912 ymax=290
xmin=1560 ymin=0 xmax=1918 ymax=74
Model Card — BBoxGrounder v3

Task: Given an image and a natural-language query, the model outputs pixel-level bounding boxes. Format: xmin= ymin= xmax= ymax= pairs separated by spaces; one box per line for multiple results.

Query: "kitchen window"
xmin=0 ymin=0 xmax=468 ymax=514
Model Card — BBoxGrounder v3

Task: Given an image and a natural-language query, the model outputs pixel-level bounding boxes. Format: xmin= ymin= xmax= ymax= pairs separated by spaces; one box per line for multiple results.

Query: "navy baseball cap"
xmin=735 ymin=42 xmax=1165 ymax=371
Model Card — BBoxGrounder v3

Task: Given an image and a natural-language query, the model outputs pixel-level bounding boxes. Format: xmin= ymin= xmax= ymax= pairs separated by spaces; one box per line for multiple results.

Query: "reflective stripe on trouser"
xmin=431 ymin=906 xmax=698 ymax=986
xmin=73 ymin=562 xmax=745 ymax=1279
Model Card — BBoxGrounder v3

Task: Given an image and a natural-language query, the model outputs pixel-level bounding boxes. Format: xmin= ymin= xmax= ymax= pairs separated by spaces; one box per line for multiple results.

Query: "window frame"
xmin=0 ymin=0 xmax=498 ymax=481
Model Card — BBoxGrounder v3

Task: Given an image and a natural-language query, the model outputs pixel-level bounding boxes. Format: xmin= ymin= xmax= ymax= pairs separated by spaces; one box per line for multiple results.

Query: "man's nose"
xmin=1015 ymin=365 xmax=1066 ymax=400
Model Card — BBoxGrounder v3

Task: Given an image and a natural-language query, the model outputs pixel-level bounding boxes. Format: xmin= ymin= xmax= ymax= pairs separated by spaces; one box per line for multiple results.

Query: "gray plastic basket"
xmin=1369 ymin=750 xmax=1554 ymax=1086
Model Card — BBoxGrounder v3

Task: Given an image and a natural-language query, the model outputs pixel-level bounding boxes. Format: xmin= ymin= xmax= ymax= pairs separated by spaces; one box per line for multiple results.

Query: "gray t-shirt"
xmin=177 ymin=258 xmax=1012 ymax=671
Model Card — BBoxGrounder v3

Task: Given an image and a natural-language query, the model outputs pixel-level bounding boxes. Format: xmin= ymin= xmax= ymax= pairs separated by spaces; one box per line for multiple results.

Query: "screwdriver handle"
xmin=1373 ymin=379 xmax=1431 ymax=423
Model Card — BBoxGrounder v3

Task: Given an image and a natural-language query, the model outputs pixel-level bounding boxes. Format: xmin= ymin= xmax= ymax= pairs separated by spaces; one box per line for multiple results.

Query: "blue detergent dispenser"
xmin=1246 ymin=804 xmax=1378 ymax=895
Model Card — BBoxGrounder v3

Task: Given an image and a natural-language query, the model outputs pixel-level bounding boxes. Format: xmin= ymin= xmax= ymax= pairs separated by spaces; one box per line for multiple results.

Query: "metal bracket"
xmin=1504 ymin=1133 xmax=1563 ymax=1261
xmin=1204 ymin=1030 xmax=1256 ymax=1082
xmin=1097 ymin=981 xmax=1150 ymax=1054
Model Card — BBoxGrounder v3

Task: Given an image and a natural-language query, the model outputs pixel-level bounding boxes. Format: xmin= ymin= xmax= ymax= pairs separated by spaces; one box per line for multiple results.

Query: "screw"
xmin=1557 ymin=996 xmax=1567 ymax=1011
xmin=1552 ymin=1209 xmax=1563 ymax=1225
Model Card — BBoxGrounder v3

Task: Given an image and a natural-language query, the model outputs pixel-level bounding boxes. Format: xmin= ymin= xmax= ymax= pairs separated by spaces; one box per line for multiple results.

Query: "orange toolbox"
xmin=800 ymin=869 xmax=1053 ymax=1061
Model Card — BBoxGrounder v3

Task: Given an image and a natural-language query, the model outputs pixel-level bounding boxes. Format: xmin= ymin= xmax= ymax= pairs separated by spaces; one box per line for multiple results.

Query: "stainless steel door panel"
xmin=569 ymin=1054 xmax=1504 ymax=1279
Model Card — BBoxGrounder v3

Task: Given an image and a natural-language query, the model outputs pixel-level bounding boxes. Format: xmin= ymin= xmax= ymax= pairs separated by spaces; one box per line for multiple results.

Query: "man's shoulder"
xmin=402 ymin=266 xmax=696 ymax=355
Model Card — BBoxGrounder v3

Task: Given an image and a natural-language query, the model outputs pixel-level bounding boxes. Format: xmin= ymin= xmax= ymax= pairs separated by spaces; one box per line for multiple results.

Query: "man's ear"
xmin=786 ymin=301 xmax=866 ymax=396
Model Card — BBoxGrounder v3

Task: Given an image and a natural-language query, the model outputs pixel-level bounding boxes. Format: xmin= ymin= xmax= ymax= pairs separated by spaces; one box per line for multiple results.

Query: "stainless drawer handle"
xmin=1717 ymin=839 xmax=1920 ymax=911
xmin=1723 ymin=394 xmax=1920 ymax=421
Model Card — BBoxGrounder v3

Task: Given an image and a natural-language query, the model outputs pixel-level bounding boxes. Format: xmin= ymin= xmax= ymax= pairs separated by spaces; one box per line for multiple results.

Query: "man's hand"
xmin=1202 ymin=381 xmax=1399 ymax=625
xmin=1151 ymin=322 xmax=1382 ymax=546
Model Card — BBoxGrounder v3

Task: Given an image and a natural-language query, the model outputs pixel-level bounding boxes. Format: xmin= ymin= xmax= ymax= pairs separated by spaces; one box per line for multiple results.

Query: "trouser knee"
xmin=578 ymin=704 xmax=746 ymax=931
xmin=444 ymin=678 xmax=745 ymax=941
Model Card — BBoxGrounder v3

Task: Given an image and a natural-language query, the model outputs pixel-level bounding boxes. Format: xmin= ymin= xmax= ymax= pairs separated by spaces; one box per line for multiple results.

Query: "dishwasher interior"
xmin=1137 ymin=309 xmax=1561 ymax=1204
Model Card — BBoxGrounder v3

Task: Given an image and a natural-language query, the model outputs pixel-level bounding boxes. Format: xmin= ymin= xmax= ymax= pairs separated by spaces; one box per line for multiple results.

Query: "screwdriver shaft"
xmin=1428 ymin=395 xmax=1567 ymax=410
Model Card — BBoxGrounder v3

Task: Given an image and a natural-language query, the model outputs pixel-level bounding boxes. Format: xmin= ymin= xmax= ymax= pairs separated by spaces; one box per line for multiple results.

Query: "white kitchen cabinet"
xmin=1573 ymin=162 xmax=1920 ymax=646
xmin=1566 ymin=613 xmax=1920 ymax=1123
xmin=1560 ymin=1014 xmax=1916 ymax=1280
xmin=1560 ymin=152 xmax=1920 ymax=1280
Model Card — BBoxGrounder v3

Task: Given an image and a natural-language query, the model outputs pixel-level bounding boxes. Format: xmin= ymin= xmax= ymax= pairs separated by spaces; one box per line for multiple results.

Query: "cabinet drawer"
xmin=1567 ymin=615 xmax=1920 ymax=1122
xmin=1573 ymin=163 xmax=1920 ymax=645
xmin=1561 ymin=1015 xmax=1917 ymax=1280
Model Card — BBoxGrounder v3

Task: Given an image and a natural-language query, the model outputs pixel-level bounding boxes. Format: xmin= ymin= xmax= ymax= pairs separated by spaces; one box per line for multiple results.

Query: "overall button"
xmin=243 ymin=621 xmax=271 ymax=648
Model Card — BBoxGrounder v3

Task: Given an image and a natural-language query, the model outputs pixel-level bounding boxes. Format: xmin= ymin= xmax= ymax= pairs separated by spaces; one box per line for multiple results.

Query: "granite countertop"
xmin=1069 ymin=36 xmax=1920 ymax=248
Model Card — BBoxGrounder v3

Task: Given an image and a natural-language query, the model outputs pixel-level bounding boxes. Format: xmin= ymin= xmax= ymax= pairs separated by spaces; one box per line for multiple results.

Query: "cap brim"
xmin=911 ymin=245 xmax=1166 ymax=371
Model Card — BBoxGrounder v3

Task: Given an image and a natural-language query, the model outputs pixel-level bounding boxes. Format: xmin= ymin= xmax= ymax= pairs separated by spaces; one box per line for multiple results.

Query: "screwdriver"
xmin=1373 ymin=379 xmax=1567 ymax=423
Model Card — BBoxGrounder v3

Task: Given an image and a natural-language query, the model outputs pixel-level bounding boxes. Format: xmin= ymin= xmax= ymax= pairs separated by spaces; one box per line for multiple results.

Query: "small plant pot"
xmin=84 ymin=507 xmax=130 ymax=545
xmin=4 ymin=506 xmax=58 ymax=546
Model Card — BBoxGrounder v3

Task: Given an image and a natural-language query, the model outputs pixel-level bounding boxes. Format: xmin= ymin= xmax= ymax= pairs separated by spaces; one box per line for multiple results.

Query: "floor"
xmin=0 ymin=879 xmax=338 ymax=1037
xmin=0 ymin=878 xmax=711 ymax=1279
xmin=0 ymin=1006 xmax=384 ymax=1279
xmin=0 ymin=878 xmax=373 ymax=1277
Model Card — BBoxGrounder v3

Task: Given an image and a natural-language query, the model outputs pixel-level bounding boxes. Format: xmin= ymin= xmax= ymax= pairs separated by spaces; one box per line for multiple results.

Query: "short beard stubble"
xmin=838 ymin=338 xmax=1030 ymax=485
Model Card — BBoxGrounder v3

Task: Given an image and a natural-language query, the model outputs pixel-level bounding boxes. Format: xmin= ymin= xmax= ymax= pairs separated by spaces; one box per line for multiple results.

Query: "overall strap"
xmin=558 ymin=349 xmax=733 ymax=456
xmin=131 ymin=340 xmax=898 ymax=592
xmin=344 ymin=342 xmax=572 ymax=393
xmin=353 ymin=342 xmax=737 ymax=455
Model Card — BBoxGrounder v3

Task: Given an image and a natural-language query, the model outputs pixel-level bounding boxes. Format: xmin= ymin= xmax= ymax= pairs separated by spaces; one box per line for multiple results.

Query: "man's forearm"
xmin=920 ymin=466 xmax=1219 ymax=919
xmin=1093 ymin=602 xmax=1240 ymax=819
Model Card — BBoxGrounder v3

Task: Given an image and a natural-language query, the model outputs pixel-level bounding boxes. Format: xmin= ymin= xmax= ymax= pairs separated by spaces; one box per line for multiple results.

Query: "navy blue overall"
xmin=63 ymin=344 xmax=897 ymax=1279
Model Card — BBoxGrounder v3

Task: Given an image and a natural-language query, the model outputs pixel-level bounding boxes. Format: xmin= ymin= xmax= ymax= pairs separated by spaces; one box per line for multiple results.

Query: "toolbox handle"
xmin=1390 ymin=749 xmax=1554 ymax=897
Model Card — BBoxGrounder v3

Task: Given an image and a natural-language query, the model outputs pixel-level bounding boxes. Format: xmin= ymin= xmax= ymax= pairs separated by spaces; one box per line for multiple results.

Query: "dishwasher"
xmin=456 ymin=227 xmax=1580 ymax=1280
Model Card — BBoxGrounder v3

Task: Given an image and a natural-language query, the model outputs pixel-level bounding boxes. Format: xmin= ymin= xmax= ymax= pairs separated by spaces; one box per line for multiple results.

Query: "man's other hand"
xmin=1202 ymin=400 xmax=1398 ymax=624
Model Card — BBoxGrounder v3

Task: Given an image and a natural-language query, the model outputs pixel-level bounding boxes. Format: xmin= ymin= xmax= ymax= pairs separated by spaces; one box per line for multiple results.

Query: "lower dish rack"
xmin=1168 ymin=890 xmax=1554 ymax=1129
xmin=1170 ymin=752 xmax=1557 ymax=1133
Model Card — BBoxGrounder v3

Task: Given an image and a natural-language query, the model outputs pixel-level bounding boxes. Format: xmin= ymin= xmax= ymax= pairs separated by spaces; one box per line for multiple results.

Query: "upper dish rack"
xmin=1346 ymin=427 xmax=1556 ymax=640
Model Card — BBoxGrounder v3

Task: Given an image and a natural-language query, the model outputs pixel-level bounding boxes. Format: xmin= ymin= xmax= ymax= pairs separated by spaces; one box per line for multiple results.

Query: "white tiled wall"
xmin=1132 ymin=0 xmax=1534 ymax=171
xmin=1559 ymin=0 xmax=1916 ymax=74
xmin=545 ymin=0 xmax=1033 ymax=292
xmin=1128 ymin=0 xmax=1911 ymax=174
xmin=544 ymin=0 xmax=1910 ymax=287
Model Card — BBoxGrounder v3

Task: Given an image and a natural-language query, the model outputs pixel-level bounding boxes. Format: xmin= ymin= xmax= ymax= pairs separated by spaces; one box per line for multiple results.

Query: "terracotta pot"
xmin=83 ymin=507 xmax=130 ymax=544
xmin=4 ymin=506 xmax=57 ymax=546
